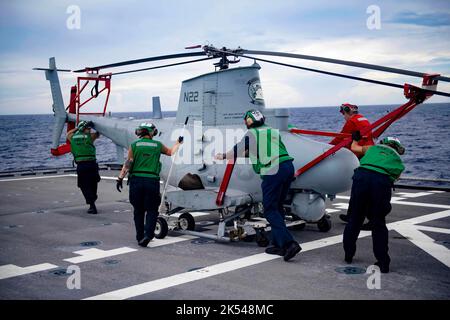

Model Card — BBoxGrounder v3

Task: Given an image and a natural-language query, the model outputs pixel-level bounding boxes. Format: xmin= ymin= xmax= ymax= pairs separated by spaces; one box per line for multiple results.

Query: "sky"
xmin=0 ymin=0 xmax=449 ymax=115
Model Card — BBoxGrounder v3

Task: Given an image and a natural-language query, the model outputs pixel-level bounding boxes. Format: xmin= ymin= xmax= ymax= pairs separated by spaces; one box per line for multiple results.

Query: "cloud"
xmin=389 ymin=11 xmax=450 ymax=27
xmin=1 ymin=1 xmax=450 ymax=114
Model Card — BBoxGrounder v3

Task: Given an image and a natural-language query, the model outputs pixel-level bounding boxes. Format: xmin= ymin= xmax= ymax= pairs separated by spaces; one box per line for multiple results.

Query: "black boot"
xmin=345 ymin=253 xmax=353 ymax=264
xmin=138 ymin=237 xmax=151 ymax=247
xmin=339 ymin=214 xmax=349 ymax=223
xmin=284 ymin=241 xmax=302 ymax=262
xmin=375 ymin=261 xmax=389 ymax=273
xmin=265 ymin=246 xmax=286 ymax=256
xmin=87 ymin=203 xmax=97 ymax=214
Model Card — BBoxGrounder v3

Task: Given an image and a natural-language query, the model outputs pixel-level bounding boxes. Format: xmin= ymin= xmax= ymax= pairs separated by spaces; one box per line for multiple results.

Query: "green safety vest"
xmin=70 ymin=131 xmax=96 ymax=162
xmin=359 ymin=145 xmax=405 ymax=182
xmin=130 ymin=138 xmax=162 ymax=179
xmin=248 ymin=125 xmax=293 ymax=175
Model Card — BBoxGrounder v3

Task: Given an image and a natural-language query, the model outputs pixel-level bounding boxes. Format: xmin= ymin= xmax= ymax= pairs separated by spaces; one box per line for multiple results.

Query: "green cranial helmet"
xmin=135 ymin=122 xmax=158 ymax=137
xmin=244 ymin=109 xmax=265 ymax=128
xmin=380 ymin=137 xmax=405 ymax=155
xmin=77 ymin=120 xmax=89 ymax=131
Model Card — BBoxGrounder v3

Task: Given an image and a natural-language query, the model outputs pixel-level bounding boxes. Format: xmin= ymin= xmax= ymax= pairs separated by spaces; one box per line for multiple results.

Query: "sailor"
xmin=332 ymin=103 xmax=375 ymax=224
xmin=116 ymin=123 xmax=183 ymax=247
xmin=330 ymin=103 xmax=374 ymax=157
xmin=67 ymin=120 xmax=101 ymax=214
xmin=343 ymin=132 xmax=405 ymax=273
xmin=215 ymin=110 xmax=301 ymax=262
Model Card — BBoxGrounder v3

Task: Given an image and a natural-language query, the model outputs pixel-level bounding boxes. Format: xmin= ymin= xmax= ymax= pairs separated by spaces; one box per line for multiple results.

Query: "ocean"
xmin=0 ymin=103 xmax=449 ymax=185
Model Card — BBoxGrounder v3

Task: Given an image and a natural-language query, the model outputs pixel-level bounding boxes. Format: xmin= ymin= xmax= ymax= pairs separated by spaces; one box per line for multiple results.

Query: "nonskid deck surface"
xmin=0 ymin=171 xmax=449 ymax=300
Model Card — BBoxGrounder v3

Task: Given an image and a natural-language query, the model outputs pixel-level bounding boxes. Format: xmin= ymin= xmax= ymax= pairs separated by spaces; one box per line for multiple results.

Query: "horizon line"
xmin=0 ymin=101 xmax=448 ymax=116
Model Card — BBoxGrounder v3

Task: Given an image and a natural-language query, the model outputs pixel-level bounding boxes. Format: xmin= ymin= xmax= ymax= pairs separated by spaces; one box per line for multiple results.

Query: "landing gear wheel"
xmin=255 ymin=228 xmax=270 ymax=247
xmin=317 ymin=216 xmax=332 ymax=232
xmin=178 ymin=213 xmax=195 ymax=231
xmin=155 ymin=217 xmax=169 ymax=239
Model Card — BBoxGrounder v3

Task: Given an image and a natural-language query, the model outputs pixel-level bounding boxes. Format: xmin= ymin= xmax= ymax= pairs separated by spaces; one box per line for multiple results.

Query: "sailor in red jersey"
xmin=330 ymin=103 xmax=374 ymax=158
xmin=333 ymin=104 xmax=375 ymax=226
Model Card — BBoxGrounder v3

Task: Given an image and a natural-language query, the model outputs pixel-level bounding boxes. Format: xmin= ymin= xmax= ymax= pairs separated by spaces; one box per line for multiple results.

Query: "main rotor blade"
xmin=242 ymin=49 xmax=450 ymax=83
xmin=240 ymin=54 xmax=450 ymax=98
xmin=111 ymin=57 xmax=214 ymax=76
xmin=33 ymin=68 xmax=71 ymax=72
xmin=74 ymin=51 xmax=206 ymax=73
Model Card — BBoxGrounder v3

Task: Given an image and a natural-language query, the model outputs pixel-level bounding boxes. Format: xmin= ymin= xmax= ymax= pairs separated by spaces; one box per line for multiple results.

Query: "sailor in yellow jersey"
xmin=116 ymin=123 xmax=182 ymax=247
xmin=67 ymin=121 xmax=100 ymax=214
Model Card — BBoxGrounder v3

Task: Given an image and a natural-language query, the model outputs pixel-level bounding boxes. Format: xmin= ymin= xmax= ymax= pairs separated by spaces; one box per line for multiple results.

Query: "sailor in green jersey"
xmin=116 ymin=122 xmax=183 ymax=247
xmin=215 ymin=110 xmax=301 ymax=262
xmin=343 ymin=131 xmax=405 ymax=273
xmin=67 ymin=120 xmax=100 ymax=214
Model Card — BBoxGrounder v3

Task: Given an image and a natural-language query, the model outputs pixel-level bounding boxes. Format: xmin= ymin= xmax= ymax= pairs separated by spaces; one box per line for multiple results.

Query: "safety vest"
xmin=248 ymin=125 xmax=293 ymax=175
xmin=130 ymin=138 xmax=162 ymax=179
xmin=70 ymin=131 xmax=96 ymax=162
xmin=330 ymin=114 xmax=375 ymax=151
xmin=359 ymin=145 xmax=405 ymax=182
xmin=348 ymin=114 xmax=374 ymax=147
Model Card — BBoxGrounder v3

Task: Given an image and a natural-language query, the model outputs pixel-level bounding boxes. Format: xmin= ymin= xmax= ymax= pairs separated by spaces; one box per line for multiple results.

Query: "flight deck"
xmin=0 ymin=168 xmax=449 ymax=300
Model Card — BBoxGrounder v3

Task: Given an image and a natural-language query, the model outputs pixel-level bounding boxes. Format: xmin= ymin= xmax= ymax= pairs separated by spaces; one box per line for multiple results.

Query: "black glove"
xmin=116 ymin=177 xmax=123 ymax=192
xmin=178 ymin=136 xmax=184 ymax=143
xmin=352 ymin=131 xmax=362 ymax=142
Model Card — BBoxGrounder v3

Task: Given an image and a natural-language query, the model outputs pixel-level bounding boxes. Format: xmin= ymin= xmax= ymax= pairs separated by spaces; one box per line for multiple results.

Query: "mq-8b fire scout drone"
xmin=35 ymin=44 xmax=449 ymax=245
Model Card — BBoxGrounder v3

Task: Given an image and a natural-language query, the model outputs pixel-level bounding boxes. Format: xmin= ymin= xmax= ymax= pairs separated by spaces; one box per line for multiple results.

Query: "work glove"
xmin=352 ymin=130 xmax=362 ymax=142
xmin=178 ymin=136 xmax=184 ymax=143
xmin=116 ymin=177 xmax=123 ymax=192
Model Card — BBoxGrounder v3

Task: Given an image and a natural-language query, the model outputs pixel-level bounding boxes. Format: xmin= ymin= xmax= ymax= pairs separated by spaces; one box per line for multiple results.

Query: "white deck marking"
xmin=394 ymin=226 xmax=450 ymax=268
xmin=64 ymin=236 xmax=197 ymax=263
xmin=85 ymin=231 xmax=372 ymax=300
xmin=332 ymin=203 xmax=349 ymax=210
xmin=326 ymin=209 xmax=341 ymax=214
xmin=389 ymin=210 xmax=450 ymax=226
xmin=388 ymin=210 xmax=450 ymax=267
xmin=0 ymin=174 xmax=75 ymax=182
xmin=336 ymin=195 xmax=450 ymax=209
xmin=391 ymin=197 xmax=407 ymax=201
xmin=146 ymin=235 xmax=197 ymax=248
xmin=395 ymin=192 xmax=433 ymax=198
xmin=85 ymin=210 xmax=450 ymax=300
xmin=0 ymin=263 xmax=58 ymax=280
xmin=415 ymin=226 xmax=450 ymax=235
xmin=390 ymin=200 xmax=450 ymax=209
xmin=64 ymin=247 xmax=138 ymax=264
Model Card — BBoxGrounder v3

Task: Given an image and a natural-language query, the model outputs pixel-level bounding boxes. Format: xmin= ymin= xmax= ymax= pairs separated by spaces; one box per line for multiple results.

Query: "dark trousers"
xmin=261 ymin=160 xmax=296 ymax=249
xmin=343 ymin=168 xmax=393 ymax=265
xmin=129 ymin=176 xmax=161 ymax=241
xmin=76 ymin=161 xmax=100 ymax=205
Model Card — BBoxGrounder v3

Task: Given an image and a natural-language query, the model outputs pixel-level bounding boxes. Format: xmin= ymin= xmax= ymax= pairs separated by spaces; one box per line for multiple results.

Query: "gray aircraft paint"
xmin=43 ymin=58 xmax=359 ymax=222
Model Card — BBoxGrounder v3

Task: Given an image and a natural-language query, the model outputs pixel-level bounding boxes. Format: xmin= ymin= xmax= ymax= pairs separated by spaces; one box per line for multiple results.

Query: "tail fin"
xmin=152 ymin=96 xmax=162 ymax=119
xmin=44 ymin=57 xmax=67 ymax=150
